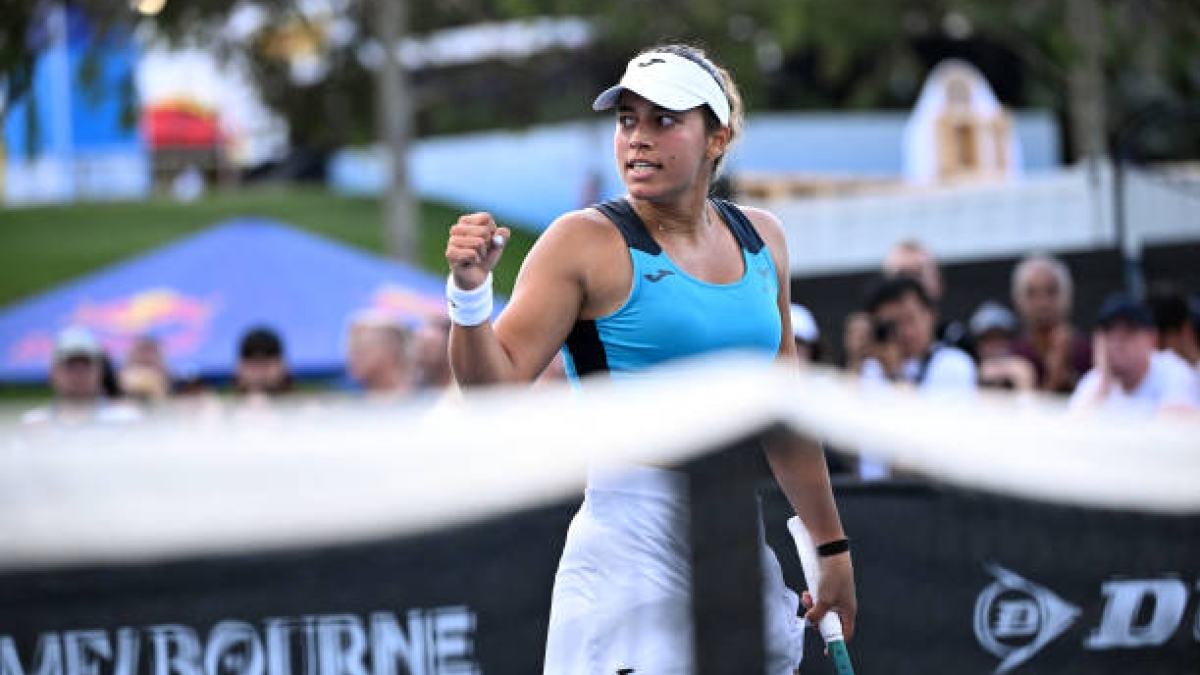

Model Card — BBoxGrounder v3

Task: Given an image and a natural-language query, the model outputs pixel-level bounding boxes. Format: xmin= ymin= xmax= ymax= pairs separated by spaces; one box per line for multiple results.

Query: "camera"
xmin=872 ymin=319 xmax=896 ymax=343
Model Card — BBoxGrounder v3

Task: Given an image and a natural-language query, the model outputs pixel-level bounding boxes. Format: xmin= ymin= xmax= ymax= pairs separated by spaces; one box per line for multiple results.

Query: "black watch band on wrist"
xmin=817 ymin=538 xmax=850 ymax=557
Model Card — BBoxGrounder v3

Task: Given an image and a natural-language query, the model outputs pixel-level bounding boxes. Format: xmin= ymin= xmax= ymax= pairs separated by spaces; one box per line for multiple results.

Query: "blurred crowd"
xmin=829 ymin=240 xmax=1198 ymax=410
xmin=17 ymin=311 xmax=467 ymax=429
xmin=15 ymin=236 xmax=1200 ymax=479
xmin=788 ymin=239 xmax=1200 ymax=476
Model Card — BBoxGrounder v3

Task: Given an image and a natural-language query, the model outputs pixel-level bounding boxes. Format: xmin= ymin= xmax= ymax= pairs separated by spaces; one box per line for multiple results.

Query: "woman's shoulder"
xmin=725 ymin=202 xmax=784 ymax=235
xmin=720 ymin=201 xmax=787 ymax=255
xmin=526 ymin=207 xmax=626 ymax=261
xmin=543 ymin=206 xmax=620 ymax=238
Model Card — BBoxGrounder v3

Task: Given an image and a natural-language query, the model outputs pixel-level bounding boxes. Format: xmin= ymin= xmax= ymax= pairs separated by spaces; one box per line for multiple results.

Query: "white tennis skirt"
xmin=542 ymin=464 xmax=805 ymax=675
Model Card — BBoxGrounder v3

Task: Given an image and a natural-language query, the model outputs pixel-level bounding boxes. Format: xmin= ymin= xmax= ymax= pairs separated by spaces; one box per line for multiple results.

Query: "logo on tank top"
xmin=757 ymin=265 xmax=772 ymax=293
xmin=644 ymin=269 xmax=675 ymax=283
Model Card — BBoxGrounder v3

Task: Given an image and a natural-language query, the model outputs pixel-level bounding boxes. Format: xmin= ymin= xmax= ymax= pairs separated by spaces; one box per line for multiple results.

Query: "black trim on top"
xmin=594 ymin=199 xmax=661 ymax=255
xmin=564 ymin=319 xmax=610 ymax=377
xmin=711 ymin=198 xmax=765 ymax=254
xmin=593 ymin=197 xmax=766 ymax=255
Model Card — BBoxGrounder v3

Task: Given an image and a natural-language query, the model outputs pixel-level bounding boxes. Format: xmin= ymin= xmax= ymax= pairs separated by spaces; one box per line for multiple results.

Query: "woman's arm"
xmin=446 ymin=210 xmax=610 ymax=385
xmin=745 ymin=205 xmax=859 ymax=638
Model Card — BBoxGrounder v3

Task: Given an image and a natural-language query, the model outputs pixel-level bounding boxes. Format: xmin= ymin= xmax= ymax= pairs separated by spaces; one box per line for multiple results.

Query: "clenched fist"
xmin=445 ymin=212 xmax=512 ymax=291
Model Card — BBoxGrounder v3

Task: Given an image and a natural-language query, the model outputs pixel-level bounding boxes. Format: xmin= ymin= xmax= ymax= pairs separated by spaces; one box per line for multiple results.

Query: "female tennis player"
xmin=445 ymin=44 xmax=856 ymax=674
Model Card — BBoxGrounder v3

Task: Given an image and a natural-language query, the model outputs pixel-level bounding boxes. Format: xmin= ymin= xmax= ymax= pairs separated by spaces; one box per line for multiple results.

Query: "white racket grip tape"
xmin=787 ymin=516 xmax=846 ymax=643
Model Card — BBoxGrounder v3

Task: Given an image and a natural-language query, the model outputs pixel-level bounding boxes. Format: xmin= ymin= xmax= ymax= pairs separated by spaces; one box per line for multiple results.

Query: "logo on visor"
xmin=637 ymin=57 xmax=666 ymax=67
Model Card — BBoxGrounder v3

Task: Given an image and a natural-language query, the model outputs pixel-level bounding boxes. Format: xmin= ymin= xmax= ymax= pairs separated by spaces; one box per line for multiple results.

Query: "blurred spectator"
xmin=119 ymin=335 xmax=172 ymax=404
xmin=1069 ymin=294 xmax=1200 ymax=415
xmin=883 ymin=239 xmax=943 ymax=303
xmin=346 ymin=312 xmax=415 ymax=398
xmin=1146 ymin=282 xmax=1200 ymax=370
xmin=839 ymin=311 xmax=872 ymax=374
xmin=859 ymin=276 xmax=976 ymax=480
xmin=235 ymin=326 xmax=292 ymax=397
xmin=21 ymin=327 xmax=140 ymax=427
xmin=789 ymin=303 xmax=822 ymax=364
xmin=969 ymin=301 xmax=1035 ymax=392
xmin=1010 ymin=253 xmax=1091 ymax=393
xmin=861 ymin=276 xmax=977 ymax=391
xmin=125 ymin=334 xmax=170 ymax=375
xmin=882 ymin=239 xmax=967 ymax=349
xmin=414 ymin=315 xmax=454 ymax=390
xmin=119 ymin=366 xmax=171 ymax=405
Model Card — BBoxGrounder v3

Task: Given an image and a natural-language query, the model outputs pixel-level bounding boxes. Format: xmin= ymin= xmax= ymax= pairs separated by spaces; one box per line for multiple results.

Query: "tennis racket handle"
xmin=787 ymin=516 xmax=845 ymax=642
xmin=827 ymin=639 xmax=856 ymax=675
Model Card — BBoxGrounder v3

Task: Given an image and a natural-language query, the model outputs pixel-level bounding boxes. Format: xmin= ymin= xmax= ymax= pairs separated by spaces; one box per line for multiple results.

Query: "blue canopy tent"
xmin=0 ymin=219 xmax=451 ymax=384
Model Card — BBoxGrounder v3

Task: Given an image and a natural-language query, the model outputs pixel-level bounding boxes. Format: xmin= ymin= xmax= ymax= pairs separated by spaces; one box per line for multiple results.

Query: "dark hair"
xmin=865 ymin=275 xmax=932 ymax=314
xmin=239 ymin=326 xmax=284 ymax=359
xmin=1146 ymin=282 xmax=1190 ymax=334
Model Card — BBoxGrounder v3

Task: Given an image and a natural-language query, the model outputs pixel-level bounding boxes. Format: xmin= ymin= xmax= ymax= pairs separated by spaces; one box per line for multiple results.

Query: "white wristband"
xmin=446 ymin=273 xmax=494 ymax=326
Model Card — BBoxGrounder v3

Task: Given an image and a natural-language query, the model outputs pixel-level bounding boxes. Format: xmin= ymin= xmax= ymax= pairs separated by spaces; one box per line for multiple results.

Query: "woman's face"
xmin=613 ymin=91 xmax=717 ymax=201
xmin=1016 ymin=263 xmax=1066 ymax=329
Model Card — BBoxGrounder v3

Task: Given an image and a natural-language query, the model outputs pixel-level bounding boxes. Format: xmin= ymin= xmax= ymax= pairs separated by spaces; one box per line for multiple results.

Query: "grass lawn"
xmin=0 ymin=185 xmax=539 ymax=309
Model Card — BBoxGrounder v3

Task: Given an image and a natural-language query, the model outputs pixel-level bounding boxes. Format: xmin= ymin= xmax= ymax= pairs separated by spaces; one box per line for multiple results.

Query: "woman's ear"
xmin=706 ymin=125 xmax=731 ymax=161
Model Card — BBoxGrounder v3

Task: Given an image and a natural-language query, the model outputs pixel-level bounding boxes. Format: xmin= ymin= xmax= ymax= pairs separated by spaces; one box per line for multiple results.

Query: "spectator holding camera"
xmin=861 ymin=275 xmax=977 ymax=393
xmin=883 ymin=239 xmax=968 ymax=350
xmin=858 ymin=276 xmax=976 ymax=479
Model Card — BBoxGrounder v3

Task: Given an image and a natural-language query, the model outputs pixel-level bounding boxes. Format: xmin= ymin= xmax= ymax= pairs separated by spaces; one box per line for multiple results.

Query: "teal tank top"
xmin=562 ymin=197 xmax=781 ymax=381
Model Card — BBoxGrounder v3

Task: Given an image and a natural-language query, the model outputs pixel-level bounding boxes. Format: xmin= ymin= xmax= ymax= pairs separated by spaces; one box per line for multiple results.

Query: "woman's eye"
xmin=658 ymin=115 xmax=676 ymax=127
xmin=618 ymin=116 xmax=634 ymax=128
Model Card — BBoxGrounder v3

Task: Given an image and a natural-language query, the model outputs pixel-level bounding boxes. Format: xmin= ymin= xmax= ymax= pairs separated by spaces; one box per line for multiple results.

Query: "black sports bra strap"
xmin=711 ymin=198 xmax=766 ymax=254
xmin=593 ymin=197 xmax=765 ymax=255
xmin=594 ymin=199 xmax=661 ymax=255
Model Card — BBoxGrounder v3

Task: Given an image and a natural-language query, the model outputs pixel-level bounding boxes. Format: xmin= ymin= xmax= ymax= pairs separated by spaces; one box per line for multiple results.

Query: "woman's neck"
xmin=629 ymin=194 xmax=712 ymax=238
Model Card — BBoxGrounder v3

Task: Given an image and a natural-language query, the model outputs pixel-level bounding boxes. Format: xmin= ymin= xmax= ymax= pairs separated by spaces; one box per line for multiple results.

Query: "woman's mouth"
xmin=626 ymin=160 xmax=662 ymax=177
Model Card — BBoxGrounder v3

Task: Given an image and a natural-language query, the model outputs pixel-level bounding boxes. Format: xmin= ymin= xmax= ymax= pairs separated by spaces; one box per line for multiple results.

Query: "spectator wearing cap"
xmin=21 ymin=326 xmax=140 ymax=427
xmin=1069 ymin=293 xmax=1200 ymax=415
xmin=1011 ymin=253 xmax=1091 ymax=393
xmin=789 ymin=303 xmax=821 ymax=364
xmin=1145 ymin=282 xmax=1200 ymax=372
xmin=970 ymin=301 xmax=1036 ymax=392
xmin=346 ymin=311 xmax=415 ymax=398
xmin=235 ymin=326 xmax=292 ymax=396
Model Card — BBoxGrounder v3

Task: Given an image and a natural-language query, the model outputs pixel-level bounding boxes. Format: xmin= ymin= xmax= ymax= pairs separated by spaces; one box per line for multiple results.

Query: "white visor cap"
xmin=593 ymin=51 xmax=731 ymax=126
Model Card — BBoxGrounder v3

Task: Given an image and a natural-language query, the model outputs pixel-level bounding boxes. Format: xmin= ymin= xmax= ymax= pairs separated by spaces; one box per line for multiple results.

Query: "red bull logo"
xmin=7 ymin=288 xmax=219 ymax=366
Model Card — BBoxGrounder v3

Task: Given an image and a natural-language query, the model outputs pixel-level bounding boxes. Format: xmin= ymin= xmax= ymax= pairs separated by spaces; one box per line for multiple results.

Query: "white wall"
xmin=743 ymin=163 xmax=1200 ymax=277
